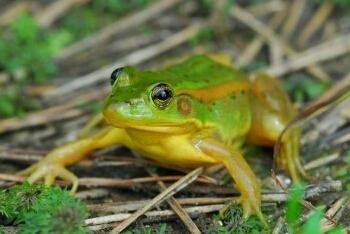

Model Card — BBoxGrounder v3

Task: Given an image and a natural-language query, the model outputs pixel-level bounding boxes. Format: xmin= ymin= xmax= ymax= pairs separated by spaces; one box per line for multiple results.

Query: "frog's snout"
xmin=103 ymin=98 xmax=153 ymax=125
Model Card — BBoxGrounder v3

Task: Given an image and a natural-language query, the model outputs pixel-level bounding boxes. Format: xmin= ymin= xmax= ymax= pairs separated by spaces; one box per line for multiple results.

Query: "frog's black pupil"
xmin=153 ymin=84 xmax=172 ymax=100
xmin=157 ymin=89 xmax=170 ymax=100
xmin=152 ymin=83 xmax=173 ymax=108
xmin=110 ymin=67 xmax=124 ymax=86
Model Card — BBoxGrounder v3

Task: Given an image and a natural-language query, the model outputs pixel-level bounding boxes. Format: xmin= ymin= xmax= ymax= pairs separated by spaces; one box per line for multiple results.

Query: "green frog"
xmin=19 ymin=55 xmax=305 ymax=222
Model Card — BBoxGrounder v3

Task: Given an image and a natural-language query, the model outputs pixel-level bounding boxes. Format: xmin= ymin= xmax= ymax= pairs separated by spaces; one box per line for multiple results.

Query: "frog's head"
xmin=103 ymin=66 xmax=203 ymax=133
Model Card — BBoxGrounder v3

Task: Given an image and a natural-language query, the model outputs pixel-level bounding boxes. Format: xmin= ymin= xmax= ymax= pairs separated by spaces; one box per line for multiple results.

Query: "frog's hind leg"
xmin=247 ymin=74 xmax=307 ymax=181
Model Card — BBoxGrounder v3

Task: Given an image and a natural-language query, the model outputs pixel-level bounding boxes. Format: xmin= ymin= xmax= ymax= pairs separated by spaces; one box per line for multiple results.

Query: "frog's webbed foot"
xmin=194 ymin=138 xmax=266 ymax=225
xmin=17 ymin=161 xmax=78 ymax=194
xmin=276 ymin=128 xmax=309 ymax=181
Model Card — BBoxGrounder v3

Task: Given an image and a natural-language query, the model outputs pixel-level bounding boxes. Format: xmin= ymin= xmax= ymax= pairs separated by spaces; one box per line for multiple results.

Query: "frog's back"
xmin=162 ymin=55 xmax=253 ymax=146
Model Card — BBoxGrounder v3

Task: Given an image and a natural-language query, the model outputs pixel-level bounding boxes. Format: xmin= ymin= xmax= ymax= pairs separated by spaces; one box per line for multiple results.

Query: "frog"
xmin=18 ymin=55 xmax=305 ymax=222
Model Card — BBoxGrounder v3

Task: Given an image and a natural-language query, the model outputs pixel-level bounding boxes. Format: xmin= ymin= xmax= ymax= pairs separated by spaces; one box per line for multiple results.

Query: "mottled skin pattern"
xmin=19 ymin=55 xmax=305 ymax=223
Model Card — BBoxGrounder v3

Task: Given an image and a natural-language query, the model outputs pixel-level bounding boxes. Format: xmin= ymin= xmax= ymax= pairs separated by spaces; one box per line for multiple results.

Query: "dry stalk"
xmin=55 ymin=0 xmax=184 ymax=60
xmin=110 ymin=167 xmax=203 ymax=233
xmin=34 ymin=0 xmax=90 ymax=27
xmin=297 ymin=2 xmax=334 ymax=47
xmin=46 ymin=22 xmax=205 ymax=98
xmin=231 ymin=5 xmax=329 ymax=81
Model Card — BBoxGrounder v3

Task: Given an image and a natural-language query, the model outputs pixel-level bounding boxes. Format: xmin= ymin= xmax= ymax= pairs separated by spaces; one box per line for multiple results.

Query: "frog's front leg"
xmin=194 ymin=138 xmax=265 ymax=223
xmin=18 ymin=127 xmax=129 ymax=193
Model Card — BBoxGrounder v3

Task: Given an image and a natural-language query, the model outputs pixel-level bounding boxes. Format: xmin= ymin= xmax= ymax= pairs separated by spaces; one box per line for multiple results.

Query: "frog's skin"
xmin=19 ymin=55 xmax=305 ymax=221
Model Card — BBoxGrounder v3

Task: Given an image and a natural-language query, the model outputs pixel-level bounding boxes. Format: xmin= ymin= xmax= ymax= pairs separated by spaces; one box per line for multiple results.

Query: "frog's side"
xmin=19 ymin=55 xmax=305 ymax=221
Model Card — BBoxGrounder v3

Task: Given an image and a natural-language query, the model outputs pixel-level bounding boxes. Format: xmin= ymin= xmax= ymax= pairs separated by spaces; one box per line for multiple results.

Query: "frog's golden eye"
xmin=151 ymin=83 xmax=173 ymax=109
xmin=110 ymin=67 xmax=124 ymax=86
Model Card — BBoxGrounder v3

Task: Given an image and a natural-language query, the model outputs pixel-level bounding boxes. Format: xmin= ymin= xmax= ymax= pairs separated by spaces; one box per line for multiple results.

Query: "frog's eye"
xmin=110 ymin=67 xmax=124 ymax=86
xmin=151 ymin=83 xmax=173 ymax=109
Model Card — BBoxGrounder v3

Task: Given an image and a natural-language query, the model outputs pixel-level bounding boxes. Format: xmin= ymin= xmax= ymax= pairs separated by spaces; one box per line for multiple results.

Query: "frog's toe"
xmin=19 ymin=163 xmax=79 ymax=194
xmin=17 ymin=163 xmax=38 ymax=176
xmin=219 ymin=199 xmax=267 ymax=227
xmin=240 ymin=197 xmax=267 ymax=227
xmin=53 ymin=165 xmax=79 ymax=194
xmin=218 ymin=201 xmax=232 ymax=219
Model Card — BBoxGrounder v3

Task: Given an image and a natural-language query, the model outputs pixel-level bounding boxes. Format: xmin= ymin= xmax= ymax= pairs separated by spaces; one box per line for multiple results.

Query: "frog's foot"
xmin=240 ymin=196 xmax=267 ymax=226
xmin=219 ymin=197 xmax=267 ymax=227
xmin=17 ymin=162 xmax=78 ymax=194
xmin=276 ymin=130 xmax=309 ymax=181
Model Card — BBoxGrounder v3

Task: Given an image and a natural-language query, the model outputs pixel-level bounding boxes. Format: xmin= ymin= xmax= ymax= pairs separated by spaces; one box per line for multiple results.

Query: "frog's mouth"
xmin=103 ymin=109 xmax=201 ymax=134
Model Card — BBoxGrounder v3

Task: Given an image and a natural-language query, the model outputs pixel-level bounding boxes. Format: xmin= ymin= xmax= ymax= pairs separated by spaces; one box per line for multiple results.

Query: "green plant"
xmin=0 ymin=182 xmax=87 ymax=233
xmin=283 ymin=74 xmax=330 ymax=103
xmin=208 ymin=203 xmax=269 ymax=234
xmin=92 ymin=0 xmax=151 ymax=16
xmin=317 ymin=0 xmax=350 ymax=7
xmin=285 ymin=183 xmax=345 ymax=234
xmin=0 ymin=15 xmax=71 ymax=118
xmin=123 ymin=223 xmax=167 ymax=234
xmin=190 ymin=27 xmax=215 ymax=46
xmin=0 ymin=182 xmax=48 ymax=223
xmin=0 ymin=15 xmax=70 ymax=83
xmin=286 ymin=183 xmax=305 ymax=233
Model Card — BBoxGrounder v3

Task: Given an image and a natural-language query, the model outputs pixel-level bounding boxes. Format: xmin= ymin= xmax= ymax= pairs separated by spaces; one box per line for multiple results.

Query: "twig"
xmin=281 ymin=0 xmax=306 ymax=38
xmin=88 ymin=181 xmax=343 ymax=214
xmin=0 ymin=150 xmax=44 ymax=163
xmin=0 ymin=109 xmax=83 ymax=134
xmin=0 ymin=86 xmax=108 ymax=134
xmin=75 ymin=188 xmax=110 ymax=200
xmin=237 ymin=10 xmax=286 ymax=67
xmin=46 ymin=22 xmax=205 ymax=98
xmin=300 ymin=74 xmax=350 ymax=144
xmin=85 ymin=179 xmax=344 ymax=230
xmin=304 ymin=152 xmax=340 ymax=171
xmin=110 ymin=167 xmax=203 ymax=234
xmin=231 ymin=5 xmax=329 ymax=81
xmin=305 ymin=73 xmax=350 ymax=109
xmin=85 ymin=204 xmax=223 ymax=230
xmin=34 ymin=0 xmax=90 ymax=28
xmin=55 ymin=0 xmax=184 ymax=60
xmin=303 ymin=181 xmax=342 ymax=199
xmin=271 ymin=172 xmax=338 ymax=225
xmin=0 ymin=1 xmax=31 ymax=26
xmin=103 ymin=31 xmax=162 ymax=56
xmin=0 ymin=72 xmax=9 ymax=85
xmin=331 ymin=127 xmax=350 ymax=145
xmin=321 ymin=197 xmax=348 ymax=232
xmin=272 ymin=216 xmax=285 ymax=234
xmin=270 ymin=39 xmax=283 ymax=67
xmin=248 ymin=0 xmax=285 ymax=16
xmin=146 ymin=168 xmax=201 ymax=234
xmin=87 ymin=197 xmax=235 ymax=213
xmin=297 ymin=2 xmax=334 ymax=47
xmin=266 ymin=33 xmax=350 ymax=76
xmin=0 ymin=172 xmax=214 ymax=188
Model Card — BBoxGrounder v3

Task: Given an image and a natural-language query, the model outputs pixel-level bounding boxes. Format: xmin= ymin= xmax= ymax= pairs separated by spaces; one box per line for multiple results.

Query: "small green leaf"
xmin=286 ymin=183 xmax=305 ymax=233
xmin=326 ymin=226 xmax=346 ymax=234
xmin=301 ymin=208 xmax=323 ymax=234
xmin=344 ymin=150 xmax=350 ymax=164
xmin=157 ymin=223 xmax=167 ymax=234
